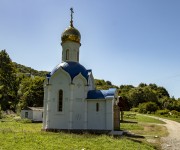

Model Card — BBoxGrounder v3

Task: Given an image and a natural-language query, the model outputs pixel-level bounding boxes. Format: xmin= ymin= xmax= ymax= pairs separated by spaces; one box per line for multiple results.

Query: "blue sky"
xmin=0 ymin=0 xmax=180 ymax=98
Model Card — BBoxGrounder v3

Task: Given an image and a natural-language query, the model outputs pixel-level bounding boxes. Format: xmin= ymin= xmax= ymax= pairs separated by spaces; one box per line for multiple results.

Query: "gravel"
xmin=148 ymin=116 xmax=180 ymax=150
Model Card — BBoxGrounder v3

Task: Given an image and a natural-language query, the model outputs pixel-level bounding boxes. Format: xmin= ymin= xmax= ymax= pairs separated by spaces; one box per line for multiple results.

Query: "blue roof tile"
xmin=87 ymin=88 xmax=116 ymax=99
xmin=50 ymin=61 xmax=90 ymax=81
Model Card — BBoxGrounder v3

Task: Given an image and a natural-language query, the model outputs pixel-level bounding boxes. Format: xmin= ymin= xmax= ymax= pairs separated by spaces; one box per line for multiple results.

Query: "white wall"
xmin=72 ymin=75 xmax=87 ymax=129
xmin=21 ymin=110 xmax=33 ymax=120
xmin=33 ymin=110 xmax=43 ymax=122
xmin=45 ymin=69 xmax=71 ymax=129
xmin=21 ymin=110 xmax=43 ymax=121
xmin=105 ymin=99 xmax=114 ymax=130
xmin=88 ymin=73 xmax=95 ymax=90
xmin=61 ymin=41 xmax=80 ymax=62
xmin=87 ymin=100 xmax=106 ymax=130
xmin=43 ymin=69 xmax=88 ymax=130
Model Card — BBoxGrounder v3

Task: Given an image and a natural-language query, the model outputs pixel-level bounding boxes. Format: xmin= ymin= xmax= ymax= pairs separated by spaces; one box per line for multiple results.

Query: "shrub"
xmin=156 ymin=109 xmax=169 ymax=116
xmin=0 ymin=106 xmax=2 ymax=119
xmin=138 ymin=102 xmax=158 ymax=114
xmin=0 ymin=113 xmax=1 ymax=119
xmin=138 ymin=103 xmax=147 ymax=114
xmin=0 ymin=106 xmax=6 ymax=119
xmin=15 ymin=118 xmax=32 ymax=123
xmin=170 ymin=110 xmax=180 ymax=118
xmin=130 ymin=107 xmax=139 ymax=112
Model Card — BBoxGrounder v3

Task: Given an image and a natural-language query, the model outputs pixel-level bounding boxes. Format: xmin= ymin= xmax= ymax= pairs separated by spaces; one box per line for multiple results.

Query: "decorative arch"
xmin=72 ymin=73 xmax=88 ymax=86
xmin=50 ymin=67 xmax=71 ymax=84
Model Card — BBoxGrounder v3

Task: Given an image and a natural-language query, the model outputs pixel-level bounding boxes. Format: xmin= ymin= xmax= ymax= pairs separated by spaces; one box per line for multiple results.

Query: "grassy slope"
xmin=120 ymin=112 xmax=168 ymax=150
xmin=0 ymin=119 xmax=155 ymax=150
xmin=121 ymin=112 xmax=165 ymax=131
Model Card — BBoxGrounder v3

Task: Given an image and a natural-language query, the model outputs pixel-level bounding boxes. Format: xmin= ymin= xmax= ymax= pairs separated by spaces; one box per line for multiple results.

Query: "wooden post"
xmin=114 ymin=104 xmax=120 ymax=131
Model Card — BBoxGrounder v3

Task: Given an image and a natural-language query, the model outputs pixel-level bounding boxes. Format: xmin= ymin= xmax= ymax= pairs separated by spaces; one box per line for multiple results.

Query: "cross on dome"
xmin=61 ymin=8 xmax=81 ymax=44
xmin=70 ymin=7 xmax=74 ymax=27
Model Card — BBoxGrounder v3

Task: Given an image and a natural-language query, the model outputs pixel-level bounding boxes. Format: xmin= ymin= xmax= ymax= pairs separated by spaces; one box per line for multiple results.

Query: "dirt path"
xmin=148 ymin=116 xmax=180 ymax=150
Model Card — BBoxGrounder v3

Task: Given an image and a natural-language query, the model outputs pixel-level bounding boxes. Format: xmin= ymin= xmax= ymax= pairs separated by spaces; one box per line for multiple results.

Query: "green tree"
xmin=18 ymin=76 xmax=44 ymax=109
xmin=119 ymin=85 xmax=134 ymax=94
xmin=138 ymin=83 xmax=147 ymax=88
xmin=106 ymin=81 xmax=112 ymax=86
xmin=128 ymin=88 xmax=145 ymax=107
xmin=95 ymin=79 xmax=118 ymax=90
xmin=127 ymin=87 xmax=158 ymax=108
xmin=0 ymin=50 xmax=19 ymax=111
xmin=149 ymin=84 xmax=169 ymax=98
xmin=13 ymin=62 xmax=48 ymax=77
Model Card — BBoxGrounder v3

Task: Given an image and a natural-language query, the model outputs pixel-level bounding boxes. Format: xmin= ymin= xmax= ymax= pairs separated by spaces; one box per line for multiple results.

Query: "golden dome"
xmin=61 ymin=26 xmax=81 ymax=44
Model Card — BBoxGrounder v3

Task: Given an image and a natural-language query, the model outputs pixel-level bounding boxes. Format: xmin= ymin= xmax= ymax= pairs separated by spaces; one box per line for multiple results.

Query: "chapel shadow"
xmin=123 ymin=131 xmax=145 ymax=139
xmin=120 ymin=120 xmax=138 ymax=124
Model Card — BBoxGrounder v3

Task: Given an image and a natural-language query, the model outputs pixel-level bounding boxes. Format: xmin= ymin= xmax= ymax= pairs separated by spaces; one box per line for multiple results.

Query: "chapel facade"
xmin=43 ymin=9 xmax=119 ymax=132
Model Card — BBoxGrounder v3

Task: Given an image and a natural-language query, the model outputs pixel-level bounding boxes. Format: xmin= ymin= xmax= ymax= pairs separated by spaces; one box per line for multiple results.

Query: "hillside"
xmin=13 ymin=62 xmax=49 ymax=77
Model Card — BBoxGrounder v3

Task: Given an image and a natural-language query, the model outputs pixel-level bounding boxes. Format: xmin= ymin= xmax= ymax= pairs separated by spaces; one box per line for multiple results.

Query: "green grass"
xmin=152 ymin=114 xmax=180 ymax=123
xmin=121 ymin=112 xmax=164 ymax=130
xmin=121 ymin=112 xmax=165 ymax=131
xmin=136 ymin=114 xmax=165 ymax=124
xmin=165 ymin=116 xmax=180 ymax=123
xmin=0 ymin=119 xmax=155 ymax=150
xmin=120 ymin=122 xmax=143 ymax=131
xmin=122 ymin=112 xmax=165 ymax=124
xmin=120 ymin=112 xmax=168 ymax=149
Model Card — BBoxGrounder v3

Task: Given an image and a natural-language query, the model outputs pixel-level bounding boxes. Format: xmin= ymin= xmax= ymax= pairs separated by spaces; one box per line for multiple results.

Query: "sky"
xmin=0 ymin=0 xmax=180 ymax=98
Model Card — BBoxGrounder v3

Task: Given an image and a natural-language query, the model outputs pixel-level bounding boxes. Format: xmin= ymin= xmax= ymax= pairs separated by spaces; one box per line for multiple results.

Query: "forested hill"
xmin=13 ymin=62 xmax=49 ymax=77
xmin=1 ymin=49 xmax=180 ymax=116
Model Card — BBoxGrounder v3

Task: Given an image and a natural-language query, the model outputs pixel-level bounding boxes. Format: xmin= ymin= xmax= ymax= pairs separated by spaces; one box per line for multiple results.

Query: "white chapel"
xmin=43 ymin=8 xmax=120 ymax=132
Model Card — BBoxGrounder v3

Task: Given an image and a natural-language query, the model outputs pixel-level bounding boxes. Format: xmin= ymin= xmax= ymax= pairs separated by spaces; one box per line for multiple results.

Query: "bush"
xmin=0 ymin=105 xmax=1 ymax=118
xmin=0 ymin=106 xmax=5 ymax=119
xmin=156 ymin=109 xmax=169 ymax=116
xmin=170 ymin=110 xmax=180 ymax=118
xmin=15 ymin=118 xmax=32 ymax=123
xmin=138 ymin=103 xmax=147 ymax=114
xmin=130 ymin=107 xmax=139 ymax=112
xmin=0 ymin=109 xmax=2 ymax=119
xmin=138 ymin=102 xmax=158 ymax=114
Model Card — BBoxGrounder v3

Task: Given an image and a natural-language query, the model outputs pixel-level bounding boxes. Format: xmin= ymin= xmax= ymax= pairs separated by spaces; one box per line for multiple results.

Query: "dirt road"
xmin=148 ymin=116 xmax=180 ymax=150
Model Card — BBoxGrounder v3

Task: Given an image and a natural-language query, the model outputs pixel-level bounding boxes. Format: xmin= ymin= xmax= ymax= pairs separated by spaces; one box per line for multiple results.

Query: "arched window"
xmin=96 ymin=103 xmax=99 ymax=112
xmin=66 ymin=49 xmax=69 ymax=60
xmin=58 ymin=90 xmax=63 ymax=111
xmin=77 ymin=51 xmax=79 ymax=62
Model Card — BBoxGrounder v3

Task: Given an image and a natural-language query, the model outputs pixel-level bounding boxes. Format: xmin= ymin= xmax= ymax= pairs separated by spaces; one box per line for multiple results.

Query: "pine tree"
xmin=0 ymin=50 xmax=18 ymax=111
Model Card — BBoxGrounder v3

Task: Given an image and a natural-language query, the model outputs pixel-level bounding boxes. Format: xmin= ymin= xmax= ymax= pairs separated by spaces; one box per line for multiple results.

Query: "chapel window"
xmin=77 ymin=51 xmax=79 ymax=61
xmin=58 ymin=90 xmax=63 ymax=111
xmin=25 ymin=112 xmax=28 ymax=118
xmin=96 ymin=103 xmax=99 ymax=112
xmin=66 ymin=49 xmax=69 ymax=60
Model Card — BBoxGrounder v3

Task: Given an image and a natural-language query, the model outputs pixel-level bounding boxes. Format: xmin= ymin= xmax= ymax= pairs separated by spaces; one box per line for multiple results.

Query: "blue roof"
xmin=87 ymin=88 xmax=117 ymax=99
xmin=50 ymin=61 xmax=90 ymax=81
